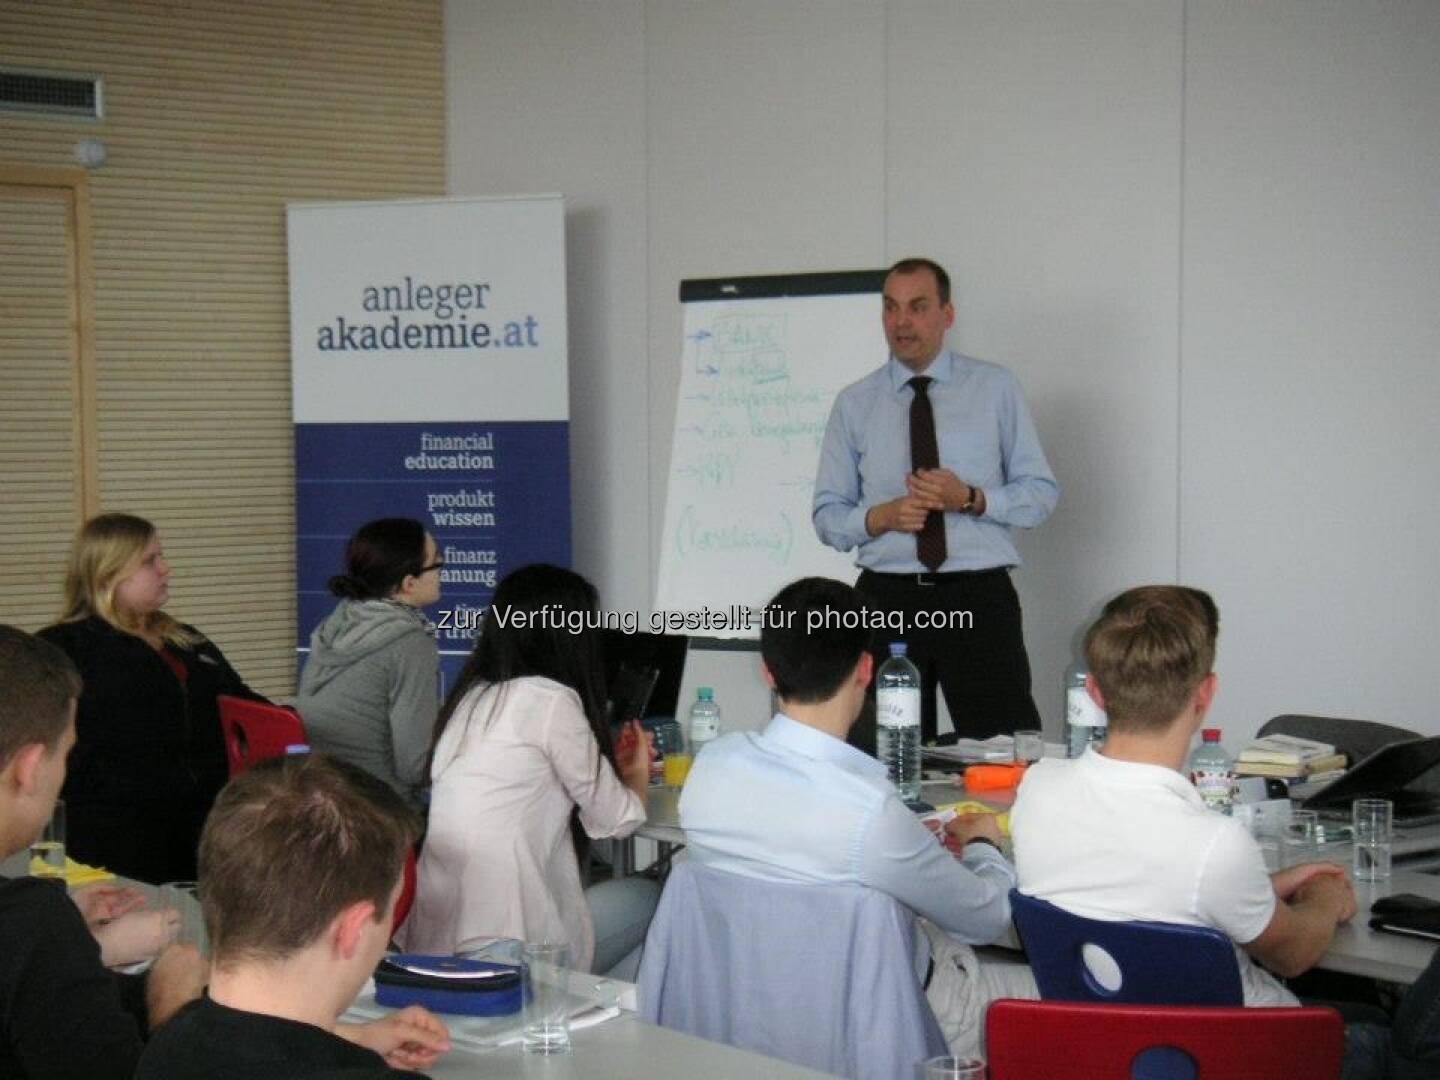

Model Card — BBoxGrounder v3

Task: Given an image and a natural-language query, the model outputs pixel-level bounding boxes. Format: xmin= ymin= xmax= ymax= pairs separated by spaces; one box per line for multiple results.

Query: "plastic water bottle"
xmin=1064 ymin=660 xmax=1108 ymax=758
xmin=1188 ymin=728 xmax=1235 ymax=814
xmin=688 ymin=687 xmax=721 ymax=760
xmin=876 ymin=643 xmax=922 ymax=802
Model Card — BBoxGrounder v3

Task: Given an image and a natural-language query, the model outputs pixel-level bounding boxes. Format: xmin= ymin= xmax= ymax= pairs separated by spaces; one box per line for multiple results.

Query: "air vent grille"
xmin=0 ymin=69 xmax=103 ymax=119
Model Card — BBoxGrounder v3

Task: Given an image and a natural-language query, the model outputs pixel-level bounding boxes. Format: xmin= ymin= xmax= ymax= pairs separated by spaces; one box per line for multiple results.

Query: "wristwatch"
xmin=964 ymin=836 xmax=1002 ymax=854
xmin=959 ymin=487 xmax=978 ymax=514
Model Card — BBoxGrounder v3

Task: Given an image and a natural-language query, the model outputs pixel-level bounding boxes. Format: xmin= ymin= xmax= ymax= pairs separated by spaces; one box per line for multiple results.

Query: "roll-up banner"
xmin=288 ymin=195 xmax=569 ymax=692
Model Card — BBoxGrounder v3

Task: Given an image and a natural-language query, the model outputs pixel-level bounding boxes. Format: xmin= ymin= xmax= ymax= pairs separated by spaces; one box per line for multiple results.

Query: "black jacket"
xmin=38 ymin=617 xmax=263 ymax=879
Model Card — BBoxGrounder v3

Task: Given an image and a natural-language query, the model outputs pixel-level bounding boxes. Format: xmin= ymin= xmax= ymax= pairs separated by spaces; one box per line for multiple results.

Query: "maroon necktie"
xmin=908 ymin=376 xmax=948 ymax=571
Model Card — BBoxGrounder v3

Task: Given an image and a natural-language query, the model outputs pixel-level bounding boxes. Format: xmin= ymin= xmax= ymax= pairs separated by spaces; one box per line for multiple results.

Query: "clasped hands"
xmin=1271 ymin=862 xmax=1359 ymax=923
xmin=868 ymin=469 xmax=975 ymax=535
xmin=71 ymin=882 xmax=184 ymax=968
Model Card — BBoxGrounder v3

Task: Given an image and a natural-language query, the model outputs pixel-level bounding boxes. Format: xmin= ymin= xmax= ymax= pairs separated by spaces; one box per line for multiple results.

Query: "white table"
xmin=633 ymin=781 xmax=1440 ymax=984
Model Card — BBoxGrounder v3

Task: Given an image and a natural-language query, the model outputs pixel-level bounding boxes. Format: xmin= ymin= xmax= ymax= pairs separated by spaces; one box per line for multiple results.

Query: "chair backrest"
xmin=638 ymin=861 xmax=946 ymax=1080
xmin=985 ymin=998 xmax=1344 ymax=1080
xmin=1010 ymin=890 xmax=1242 ymax=1006
xmin=217 ymin=694 xmax=308 ymax=777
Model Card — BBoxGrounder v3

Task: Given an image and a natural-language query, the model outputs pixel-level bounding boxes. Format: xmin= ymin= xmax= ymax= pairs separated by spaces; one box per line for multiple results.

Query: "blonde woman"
xmin=39 ymin=514 xmax=262 ymax=883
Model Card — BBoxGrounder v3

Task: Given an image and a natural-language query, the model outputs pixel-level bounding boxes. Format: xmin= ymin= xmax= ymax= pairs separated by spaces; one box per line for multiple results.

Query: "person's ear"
xmin=1085 ymin=673 xmax=1106 ymax=711
xmin=942 ymin=301 xmax=956 ymax=331
xmin=759 ymin=660 xmax=777 ymax=691
xmin=855 ymin=651 xmax=875 ymax=692
xmin=10 ymin=743 xmax=49 ymax=797
xmin=1194 ymin=672 xmax=1219 ymax=718
xmin=333 ymin=900 xmax=379 ymax=960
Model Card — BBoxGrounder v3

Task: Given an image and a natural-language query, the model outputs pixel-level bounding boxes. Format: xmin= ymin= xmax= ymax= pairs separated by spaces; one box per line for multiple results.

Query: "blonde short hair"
xmin=59 ymin=513 xmax=196 ymax=648
xmin=1083 ymin=586 xmax=1218 ymax=735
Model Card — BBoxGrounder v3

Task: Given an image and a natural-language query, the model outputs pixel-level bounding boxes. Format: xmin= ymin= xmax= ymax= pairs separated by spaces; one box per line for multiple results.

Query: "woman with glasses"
xmin=400 ymin=563 xmax=658 ymax=975
xmin=39 ymin=513 xmax=264 ymax=882
xmin=296 ymin=517 xmax=442 ymax=809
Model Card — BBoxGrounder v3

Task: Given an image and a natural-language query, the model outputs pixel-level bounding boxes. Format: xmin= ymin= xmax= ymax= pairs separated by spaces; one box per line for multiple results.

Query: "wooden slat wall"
xmin=0 ymin=0 xmax=445 ymax=693
xmin=0 ymin=186 xmax=79 ymax=630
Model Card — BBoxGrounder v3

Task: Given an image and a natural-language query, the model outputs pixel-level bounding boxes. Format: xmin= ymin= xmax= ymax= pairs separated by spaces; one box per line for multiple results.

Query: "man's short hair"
xmin=886 ymin=257 xmax=951 ymax=306
xmin=1083 ymin=586 xmax=1219 ymax=734
xmin=199 ymin=753 xmax=419 ymax=967
xmin=0 ymin=625 xmax=81 ymax=769
xmin=761 ymin=577 xmax=870 ymax=704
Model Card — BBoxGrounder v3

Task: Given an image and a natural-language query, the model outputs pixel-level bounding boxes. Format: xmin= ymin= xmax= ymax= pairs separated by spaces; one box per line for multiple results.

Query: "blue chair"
xmin=1009 ymin=890 xmax=1243 ymax=1006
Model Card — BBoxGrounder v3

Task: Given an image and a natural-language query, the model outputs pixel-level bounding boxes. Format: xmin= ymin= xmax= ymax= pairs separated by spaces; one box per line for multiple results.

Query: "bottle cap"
xmin=697 ymin=687 xmax=714 ymax=701
xmin=888 ymin=642 xmax=907 ymax=656
xmin=1201 ymin=728 xmax=1221 ymax=741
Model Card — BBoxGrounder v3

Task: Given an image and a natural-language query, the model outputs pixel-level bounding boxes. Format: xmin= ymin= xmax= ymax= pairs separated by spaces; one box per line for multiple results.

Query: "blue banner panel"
xmin=295 ymin=421 xmax=571 ymax=675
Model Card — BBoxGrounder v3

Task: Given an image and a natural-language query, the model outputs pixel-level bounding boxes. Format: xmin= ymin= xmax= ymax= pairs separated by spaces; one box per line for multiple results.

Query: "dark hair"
xmin=199 ymin=753 xmax=419 ymax=967
xmin=0 ymin=626 xmax=82 ymax=768
xmin=761 ymin=577 xmax=871 ymax=704
xmin=1084 ymin=586 xmax=1220 ymax=735
xmin=886 ymin=257 xmax=951 ymax=306
xmin=433 ymin=564 xmax=611 ymax=763
xmin=329 ymin=518 xmax=427 ymax=600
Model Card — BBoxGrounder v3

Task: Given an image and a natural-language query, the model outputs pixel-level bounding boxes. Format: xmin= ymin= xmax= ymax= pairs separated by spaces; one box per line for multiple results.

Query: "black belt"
xmin=862 ymin=567 xmax=1008 ymax=587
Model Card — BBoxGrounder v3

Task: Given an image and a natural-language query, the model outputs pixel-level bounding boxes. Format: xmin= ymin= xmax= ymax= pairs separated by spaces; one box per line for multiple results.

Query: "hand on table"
xmin=1270 ymin=861 xmax=1348 ymax=902
xmin=338 ymin=1005 xmax=451 ymax=1071
xmin=71 ymin=882 xmax=147 ymax=930
xmin=942 ymin=813 xmax=1003 ymax=858
xmin=1292 ymin=871 xmax=1359 ymax=924
xmin=96 ymin=907 xmax=181 ymax=968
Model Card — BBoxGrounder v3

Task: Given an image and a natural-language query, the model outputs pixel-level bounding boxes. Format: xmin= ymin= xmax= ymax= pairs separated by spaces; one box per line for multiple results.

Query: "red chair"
xmin=217 ymin=695 xmax=308 ymax=777
xmin=985 ymin=999 xmax=1344 ymax=1080
xmin=392 ymin=849 xmax=418 ymax=935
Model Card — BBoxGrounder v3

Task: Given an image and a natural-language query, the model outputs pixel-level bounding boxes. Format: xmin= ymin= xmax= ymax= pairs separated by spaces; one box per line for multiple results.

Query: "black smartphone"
xmin=1370 ymin=893 xmax=1440 ymax=916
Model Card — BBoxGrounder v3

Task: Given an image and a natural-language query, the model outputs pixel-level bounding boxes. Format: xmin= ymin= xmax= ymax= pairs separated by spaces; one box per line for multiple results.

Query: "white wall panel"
xmin=1181 ymin=0 xmax=1440 ymax=745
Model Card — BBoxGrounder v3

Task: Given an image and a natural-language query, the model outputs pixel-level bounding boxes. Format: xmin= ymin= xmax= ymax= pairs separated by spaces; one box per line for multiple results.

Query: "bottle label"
xmin=877 ymin=687 xmax=920 ymax=730
xmin=1192 ymin=768 xmax=1234 ymax=810
xmin=690 ymin=715 xmax=719 ymax=741
xmin=1066 ymin=687 xmax=1106 ymax=728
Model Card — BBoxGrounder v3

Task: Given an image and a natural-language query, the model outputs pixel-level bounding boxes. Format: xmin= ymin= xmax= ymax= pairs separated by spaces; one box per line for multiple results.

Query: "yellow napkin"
xmin=28 ymin=855 xmax=115 ymax=886
xmin=935 ymin=800 xmax=1011 ymax=838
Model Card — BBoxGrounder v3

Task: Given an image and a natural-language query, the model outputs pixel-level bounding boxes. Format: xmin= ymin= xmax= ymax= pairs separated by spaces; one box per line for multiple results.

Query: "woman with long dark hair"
xmin=40 ymin=513 xmax=263 ymax=882
xmin=296 ymin=517 xmax=441 ymax=807
xmin=399 ymin=564 xmax=654 ymax=973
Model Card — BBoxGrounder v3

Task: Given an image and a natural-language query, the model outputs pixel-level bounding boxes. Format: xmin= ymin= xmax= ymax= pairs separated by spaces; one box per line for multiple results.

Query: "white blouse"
xmin=399 ymin=676 xmax=645 ymax=971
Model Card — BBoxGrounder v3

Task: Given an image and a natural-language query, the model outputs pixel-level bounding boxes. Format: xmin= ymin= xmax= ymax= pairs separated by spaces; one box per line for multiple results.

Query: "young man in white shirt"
xmin=680 ymin=575 xmax=1035 ymax=1057
xmin=1011 ymin=585 xmax=1356 ymax=1006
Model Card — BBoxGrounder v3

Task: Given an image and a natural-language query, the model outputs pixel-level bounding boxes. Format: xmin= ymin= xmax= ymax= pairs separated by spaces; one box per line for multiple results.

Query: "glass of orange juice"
xmin=654 ymin=720 xmax=691 ymax=788
xmin=664 ymin=750 xmax=693 ymax=788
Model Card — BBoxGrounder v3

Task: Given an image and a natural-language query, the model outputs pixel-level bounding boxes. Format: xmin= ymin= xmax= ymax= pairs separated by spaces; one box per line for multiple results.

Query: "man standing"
xmin=813 ymin=257 xmax=1058 ymax=745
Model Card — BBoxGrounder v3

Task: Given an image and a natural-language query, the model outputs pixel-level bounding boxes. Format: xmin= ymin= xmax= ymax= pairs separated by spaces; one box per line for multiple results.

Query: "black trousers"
xmin=850 ymin=567 xmax=1042 ymax=753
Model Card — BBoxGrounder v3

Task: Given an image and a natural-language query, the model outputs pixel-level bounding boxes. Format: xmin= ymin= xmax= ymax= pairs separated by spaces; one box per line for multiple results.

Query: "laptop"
xmin=600 ymin=628 xmax=688 ymax=726
xmin=1302 ymin=735 xmax=1440 ymax=826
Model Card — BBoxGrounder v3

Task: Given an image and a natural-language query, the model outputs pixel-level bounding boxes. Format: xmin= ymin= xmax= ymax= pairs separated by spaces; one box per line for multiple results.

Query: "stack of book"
xmin=1235 ymin=734 xmax=1347 ymax=782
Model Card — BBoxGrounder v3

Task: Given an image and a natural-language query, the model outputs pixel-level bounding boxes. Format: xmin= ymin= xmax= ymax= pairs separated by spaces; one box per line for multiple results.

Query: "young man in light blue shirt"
xmin=680 ymin=577 xmax=1033 ymax=1055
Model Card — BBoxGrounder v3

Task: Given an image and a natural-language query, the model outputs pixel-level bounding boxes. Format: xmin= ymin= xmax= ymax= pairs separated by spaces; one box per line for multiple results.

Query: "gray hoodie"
xmin=296 ymin=599 xmax=438 ymax=806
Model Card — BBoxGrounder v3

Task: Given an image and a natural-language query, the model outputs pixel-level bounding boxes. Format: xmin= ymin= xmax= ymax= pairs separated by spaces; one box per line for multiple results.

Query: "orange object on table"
xmin=964 ymin=762 xmax=1028 ymax=792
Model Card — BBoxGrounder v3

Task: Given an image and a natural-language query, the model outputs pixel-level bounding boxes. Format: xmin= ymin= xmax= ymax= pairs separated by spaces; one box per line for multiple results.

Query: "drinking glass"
xmin=521 ymin=941 xmax=571 ymax=1054
xmin=1352 ymin=798 xmax=1393 ymax=883
xmin=161 ymin=881 xmax=208 ymax=954
xmin=1012 ymin=730 xmax=1044 ymax=764
xmin=30 ymin=799 xmax=66 ymax=879
xmin=1282 ymin=809 xmax=1319 ymax=868
xmin=456 ymin=936 xmax=523 ymax=966
xmin=920 ymin=1056 xmax=986 ymax=1079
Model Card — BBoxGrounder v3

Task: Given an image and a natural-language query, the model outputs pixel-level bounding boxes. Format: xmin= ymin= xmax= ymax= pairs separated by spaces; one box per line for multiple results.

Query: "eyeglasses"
xmin=418 ymin=560 xmax=444 ymax=575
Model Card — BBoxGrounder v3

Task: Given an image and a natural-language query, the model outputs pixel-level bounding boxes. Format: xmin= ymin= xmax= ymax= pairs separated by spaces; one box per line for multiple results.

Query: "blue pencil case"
xmin=374 ymin=954 xmax=523 ymax=1017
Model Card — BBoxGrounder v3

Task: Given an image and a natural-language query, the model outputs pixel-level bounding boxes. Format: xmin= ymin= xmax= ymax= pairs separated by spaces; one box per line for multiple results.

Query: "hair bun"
xmin=328 ymin=574 xmax=365 ymax=599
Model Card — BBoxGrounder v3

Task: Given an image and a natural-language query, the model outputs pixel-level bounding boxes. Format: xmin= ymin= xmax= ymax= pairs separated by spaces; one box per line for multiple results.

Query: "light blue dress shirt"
xmin=813 ymin=350 xmax=1059 ymax=572
xmin=679 ymin=713 xmax=1015 ymax=944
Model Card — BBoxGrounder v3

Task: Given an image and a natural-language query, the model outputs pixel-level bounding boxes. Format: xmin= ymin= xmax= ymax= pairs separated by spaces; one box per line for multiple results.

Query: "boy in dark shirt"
xmin=0 ymin=625 xmax=204 ymax=1079
xmin=137 ymin=752 xmax=450 ymax=1078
